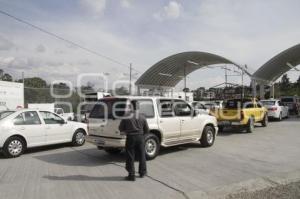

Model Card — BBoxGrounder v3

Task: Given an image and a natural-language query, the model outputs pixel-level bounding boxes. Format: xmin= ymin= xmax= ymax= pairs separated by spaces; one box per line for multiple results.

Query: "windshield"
xmin=0 ymin=111 xmax=15 ymax=120
xmin=261 ymin=101 xmax=275 ymax=106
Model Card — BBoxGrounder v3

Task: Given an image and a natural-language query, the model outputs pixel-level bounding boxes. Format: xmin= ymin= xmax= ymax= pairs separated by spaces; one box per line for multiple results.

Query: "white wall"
xmin=0 ymin=81 xmax=24 ymax=110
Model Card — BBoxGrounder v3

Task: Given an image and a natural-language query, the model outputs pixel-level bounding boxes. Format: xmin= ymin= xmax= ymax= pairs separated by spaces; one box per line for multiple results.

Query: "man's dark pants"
xmin=125 ymin=134 xmax=147 ymax=176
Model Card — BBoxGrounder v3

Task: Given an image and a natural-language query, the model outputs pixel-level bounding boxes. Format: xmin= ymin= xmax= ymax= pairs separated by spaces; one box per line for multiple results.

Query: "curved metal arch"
xmin=135 ymin=51 xmax=248 ymax=88
xmin=253 ymin=44 xmax=300 ymax=84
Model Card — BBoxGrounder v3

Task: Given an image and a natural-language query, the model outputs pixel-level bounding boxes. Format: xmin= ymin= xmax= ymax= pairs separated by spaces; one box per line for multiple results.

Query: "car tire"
xmin=200 ymin=125 xmax=215 ymax=147
xmin=218 ymin=126 xmax=224 ymax=132
xmin=3 ymin=136 xmax=26 ymax=158
xmin=144 ymin=133 xmax=160 ymax=160
xmin=261 ymin=114 xmax=268 ymax=127
xmin=278 ymin=112 xmax=282 ymax=121
xmin=246 ymin=117 xmax=255 ymax=133
xmin=104 ymin=148 xmax=122 ymax=154
xmin=72 ymin=129 xmax=86 ymax=146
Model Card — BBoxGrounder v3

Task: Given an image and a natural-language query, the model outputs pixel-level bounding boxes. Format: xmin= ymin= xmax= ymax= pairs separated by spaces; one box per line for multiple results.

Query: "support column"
xmin=259 ymin=83 xmax=265 ymax=100
xmin=137 ymin=86 xmax=141 ymax=96
xmin=270 ymin=84 xmax=275 ymax=99
xmin=251 ymin=79 xmax=257 ymax=98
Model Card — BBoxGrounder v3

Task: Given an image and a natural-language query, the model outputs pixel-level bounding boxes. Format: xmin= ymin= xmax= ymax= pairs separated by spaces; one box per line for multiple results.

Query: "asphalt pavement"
xmin=0 ymin=116 xmax=299 ymax=199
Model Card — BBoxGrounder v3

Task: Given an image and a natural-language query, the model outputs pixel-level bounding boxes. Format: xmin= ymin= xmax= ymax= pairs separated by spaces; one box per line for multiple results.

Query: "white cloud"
xmin=120 ymin=0 xmax=132 ymax=8
xmin=0 ymin=36 xmax=15 ymax=51
xmin=153 ymin=1 xmax=182 ymax=21
xmin=79 ymin=0 xmax=106 ymax=15
xmin=35 ymin=44 xmax=46 ymax=53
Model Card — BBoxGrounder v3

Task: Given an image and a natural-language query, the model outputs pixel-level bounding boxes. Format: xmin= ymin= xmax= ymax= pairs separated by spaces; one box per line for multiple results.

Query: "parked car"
xmin=0 ymin=109 xmax=87 ymax=158
xmin=87 ymin=97 xmax=218 ymax=160
xmin=28 ymin=104 xmax=75 ymax=121
xmin=190 ymin=101 xmax=210 ymax=115
xmin=54 ymin=108 xmax=75 ymax=121
xmin=280 ymin=96 xmax=300 ymax=115
xmin=260 ymin=99 xmax=289 ymax=120
xmin=214 ymin=98 xmax=268 ymax=133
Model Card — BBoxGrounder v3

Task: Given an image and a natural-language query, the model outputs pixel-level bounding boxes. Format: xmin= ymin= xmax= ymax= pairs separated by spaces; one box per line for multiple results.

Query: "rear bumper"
xmin=86 ymin=135 xmax=126 ymax=148
xmin=267 ymin=111 xmax=279 ymax=118
xmin=218 ymin=121 xmax=243 ymax=127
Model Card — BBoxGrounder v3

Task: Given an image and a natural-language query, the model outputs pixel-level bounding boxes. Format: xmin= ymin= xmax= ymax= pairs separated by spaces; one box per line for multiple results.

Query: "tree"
xmin=1 ymin=73 xmax=13 ymax=81
xmin=280 ymin=74 xmax=290 ymax=89
xmin=0 ymin=69 xmax=13 ymax=82
xmin=115 ymin=86 xmax=129 ymax=95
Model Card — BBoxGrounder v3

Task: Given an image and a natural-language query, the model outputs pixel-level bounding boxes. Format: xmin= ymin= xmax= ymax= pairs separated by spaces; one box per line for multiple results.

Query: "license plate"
xmin=96 ymin=140 xmax=105 ymax=145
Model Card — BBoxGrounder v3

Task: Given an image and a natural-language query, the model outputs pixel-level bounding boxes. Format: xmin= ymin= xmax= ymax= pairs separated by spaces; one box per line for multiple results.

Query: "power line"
xmin=0 ymin=9 xmax=141 ymax=73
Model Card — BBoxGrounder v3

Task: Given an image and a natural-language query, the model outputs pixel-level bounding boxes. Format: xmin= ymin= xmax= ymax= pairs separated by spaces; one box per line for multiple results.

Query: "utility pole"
xmin=183 ymin=64 xmax=187 ymax=101
xmin=129 ymin=63 xmax=132 ymax=95
xmin=241 ymin=65 xmax=245 ymax=99
xmin=225 ymin=65 xmax=228 ymax=88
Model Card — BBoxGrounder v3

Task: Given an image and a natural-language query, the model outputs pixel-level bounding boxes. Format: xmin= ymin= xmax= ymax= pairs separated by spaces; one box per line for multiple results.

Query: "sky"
xmin=0 ymin=0 xmax=299 ymax=91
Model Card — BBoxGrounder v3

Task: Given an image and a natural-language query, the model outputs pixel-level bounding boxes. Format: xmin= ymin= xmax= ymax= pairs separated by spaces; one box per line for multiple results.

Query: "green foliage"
xmin=0 ymin=69 xmax=13 ymax=81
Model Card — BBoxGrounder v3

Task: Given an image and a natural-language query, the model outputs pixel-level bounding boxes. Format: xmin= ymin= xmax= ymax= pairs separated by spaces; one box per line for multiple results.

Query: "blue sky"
xmin=0 ymin=0 xmax=299 ymax=90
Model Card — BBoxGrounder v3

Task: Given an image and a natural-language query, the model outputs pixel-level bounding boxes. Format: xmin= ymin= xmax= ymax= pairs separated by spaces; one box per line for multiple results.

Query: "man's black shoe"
xmin=139 ymin=173 xmax=147 ymax=178
xmin=125 ymin=175 xmax=136 ymax=181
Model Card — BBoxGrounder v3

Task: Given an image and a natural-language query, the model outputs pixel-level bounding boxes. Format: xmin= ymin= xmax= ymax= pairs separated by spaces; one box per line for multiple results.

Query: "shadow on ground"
xmin=34 ymin=147 xmax=126 ymax=167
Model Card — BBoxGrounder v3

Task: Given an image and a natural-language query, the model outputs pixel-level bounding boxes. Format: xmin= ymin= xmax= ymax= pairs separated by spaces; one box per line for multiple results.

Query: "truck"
xmin=213 ymin=98 xmax=268 ymax=133
xmin=0 ymin=81 xmax=24 ymax=111
xmin=280 ymin=96 xmax=300 ymax=115
xmin=28 ymin=103 xmax=75 ymax=121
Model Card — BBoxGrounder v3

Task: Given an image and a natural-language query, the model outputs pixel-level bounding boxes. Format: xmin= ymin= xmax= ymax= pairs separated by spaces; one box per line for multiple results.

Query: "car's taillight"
xmin=268 ymin=107 xmax=277 ymax=111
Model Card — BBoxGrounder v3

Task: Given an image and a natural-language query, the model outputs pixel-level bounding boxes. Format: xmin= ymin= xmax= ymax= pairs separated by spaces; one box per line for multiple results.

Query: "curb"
xmin=186 ymin=170 xmax=300 ymax=199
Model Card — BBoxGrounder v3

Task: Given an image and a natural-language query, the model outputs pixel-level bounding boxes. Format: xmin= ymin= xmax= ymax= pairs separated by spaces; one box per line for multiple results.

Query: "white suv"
xmin=87 ymin=97 xmax=218 ymax=160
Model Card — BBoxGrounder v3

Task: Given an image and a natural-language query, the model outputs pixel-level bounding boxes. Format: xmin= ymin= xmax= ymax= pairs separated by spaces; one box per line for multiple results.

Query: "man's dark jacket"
xmin=119 ymin=113 xmax=149 ymax=135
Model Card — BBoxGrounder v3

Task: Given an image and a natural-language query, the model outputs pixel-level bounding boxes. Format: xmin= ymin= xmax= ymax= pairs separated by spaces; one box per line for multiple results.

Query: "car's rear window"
xmin=89 ymin=98 xmax=155 ymax=119
xmin=281 ymin=98 xmax=294 ymax=102
xmin=225 ymin=99 xmax=252 ymax=109
xmin=261 ymin=101 xmax=275 ymax=106
xmin=89 ymin=98 xmax=127 ymax=119
xmin=0 ymin=111 xmax=15 ymax=120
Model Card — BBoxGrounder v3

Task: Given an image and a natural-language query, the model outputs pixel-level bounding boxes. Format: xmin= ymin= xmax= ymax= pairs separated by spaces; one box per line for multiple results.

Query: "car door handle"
xmin=19 ymin=127 xmax=25 ymax=130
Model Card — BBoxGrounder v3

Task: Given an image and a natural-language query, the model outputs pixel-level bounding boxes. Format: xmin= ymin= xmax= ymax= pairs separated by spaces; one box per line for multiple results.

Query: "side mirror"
xmin=193 ymin=109 xmax=200 ymax=116
xmin=58 ymin=119 xmax=66 ymax=124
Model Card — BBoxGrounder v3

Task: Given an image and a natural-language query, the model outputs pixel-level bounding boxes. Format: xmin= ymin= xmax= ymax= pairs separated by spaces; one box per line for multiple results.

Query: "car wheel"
xmin=218 ymin=126 xmax=224 ymax=132
xmin=72 ymin=129 xmax=86 ymax=146
xmin=145 ymin=133 xmax=160 ymax=160
xmin=104 ymin=148 xmax=122 ymax=154
xmin=200 ymin=125 xmax=215 ymax=147
xmin=246 ymin=117 xmax=255 ymax=133
xmin=261 ymin=114 xmax=268 ymax=127
xmin=3 ymin=136 xmax=25 ymax=158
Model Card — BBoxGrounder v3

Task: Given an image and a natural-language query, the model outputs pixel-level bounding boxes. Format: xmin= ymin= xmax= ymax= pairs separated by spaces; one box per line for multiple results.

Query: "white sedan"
xmin=260 ymin=99 xmax=289 ymax=120
xmin=0 ymin=109 xmax=87 ymax=158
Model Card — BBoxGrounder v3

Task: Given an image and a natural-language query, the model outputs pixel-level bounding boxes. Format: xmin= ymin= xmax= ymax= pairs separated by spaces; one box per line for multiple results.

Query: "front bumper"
xmin=86 ymin=135 xmax=126 ymax=148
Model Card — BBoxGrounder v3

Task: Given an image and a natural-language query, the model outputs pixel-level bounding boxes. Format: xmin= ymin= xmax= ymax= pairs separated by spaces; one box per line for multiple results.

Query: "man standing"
xmin=119 ymin=101 xmax=149 ymax=181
